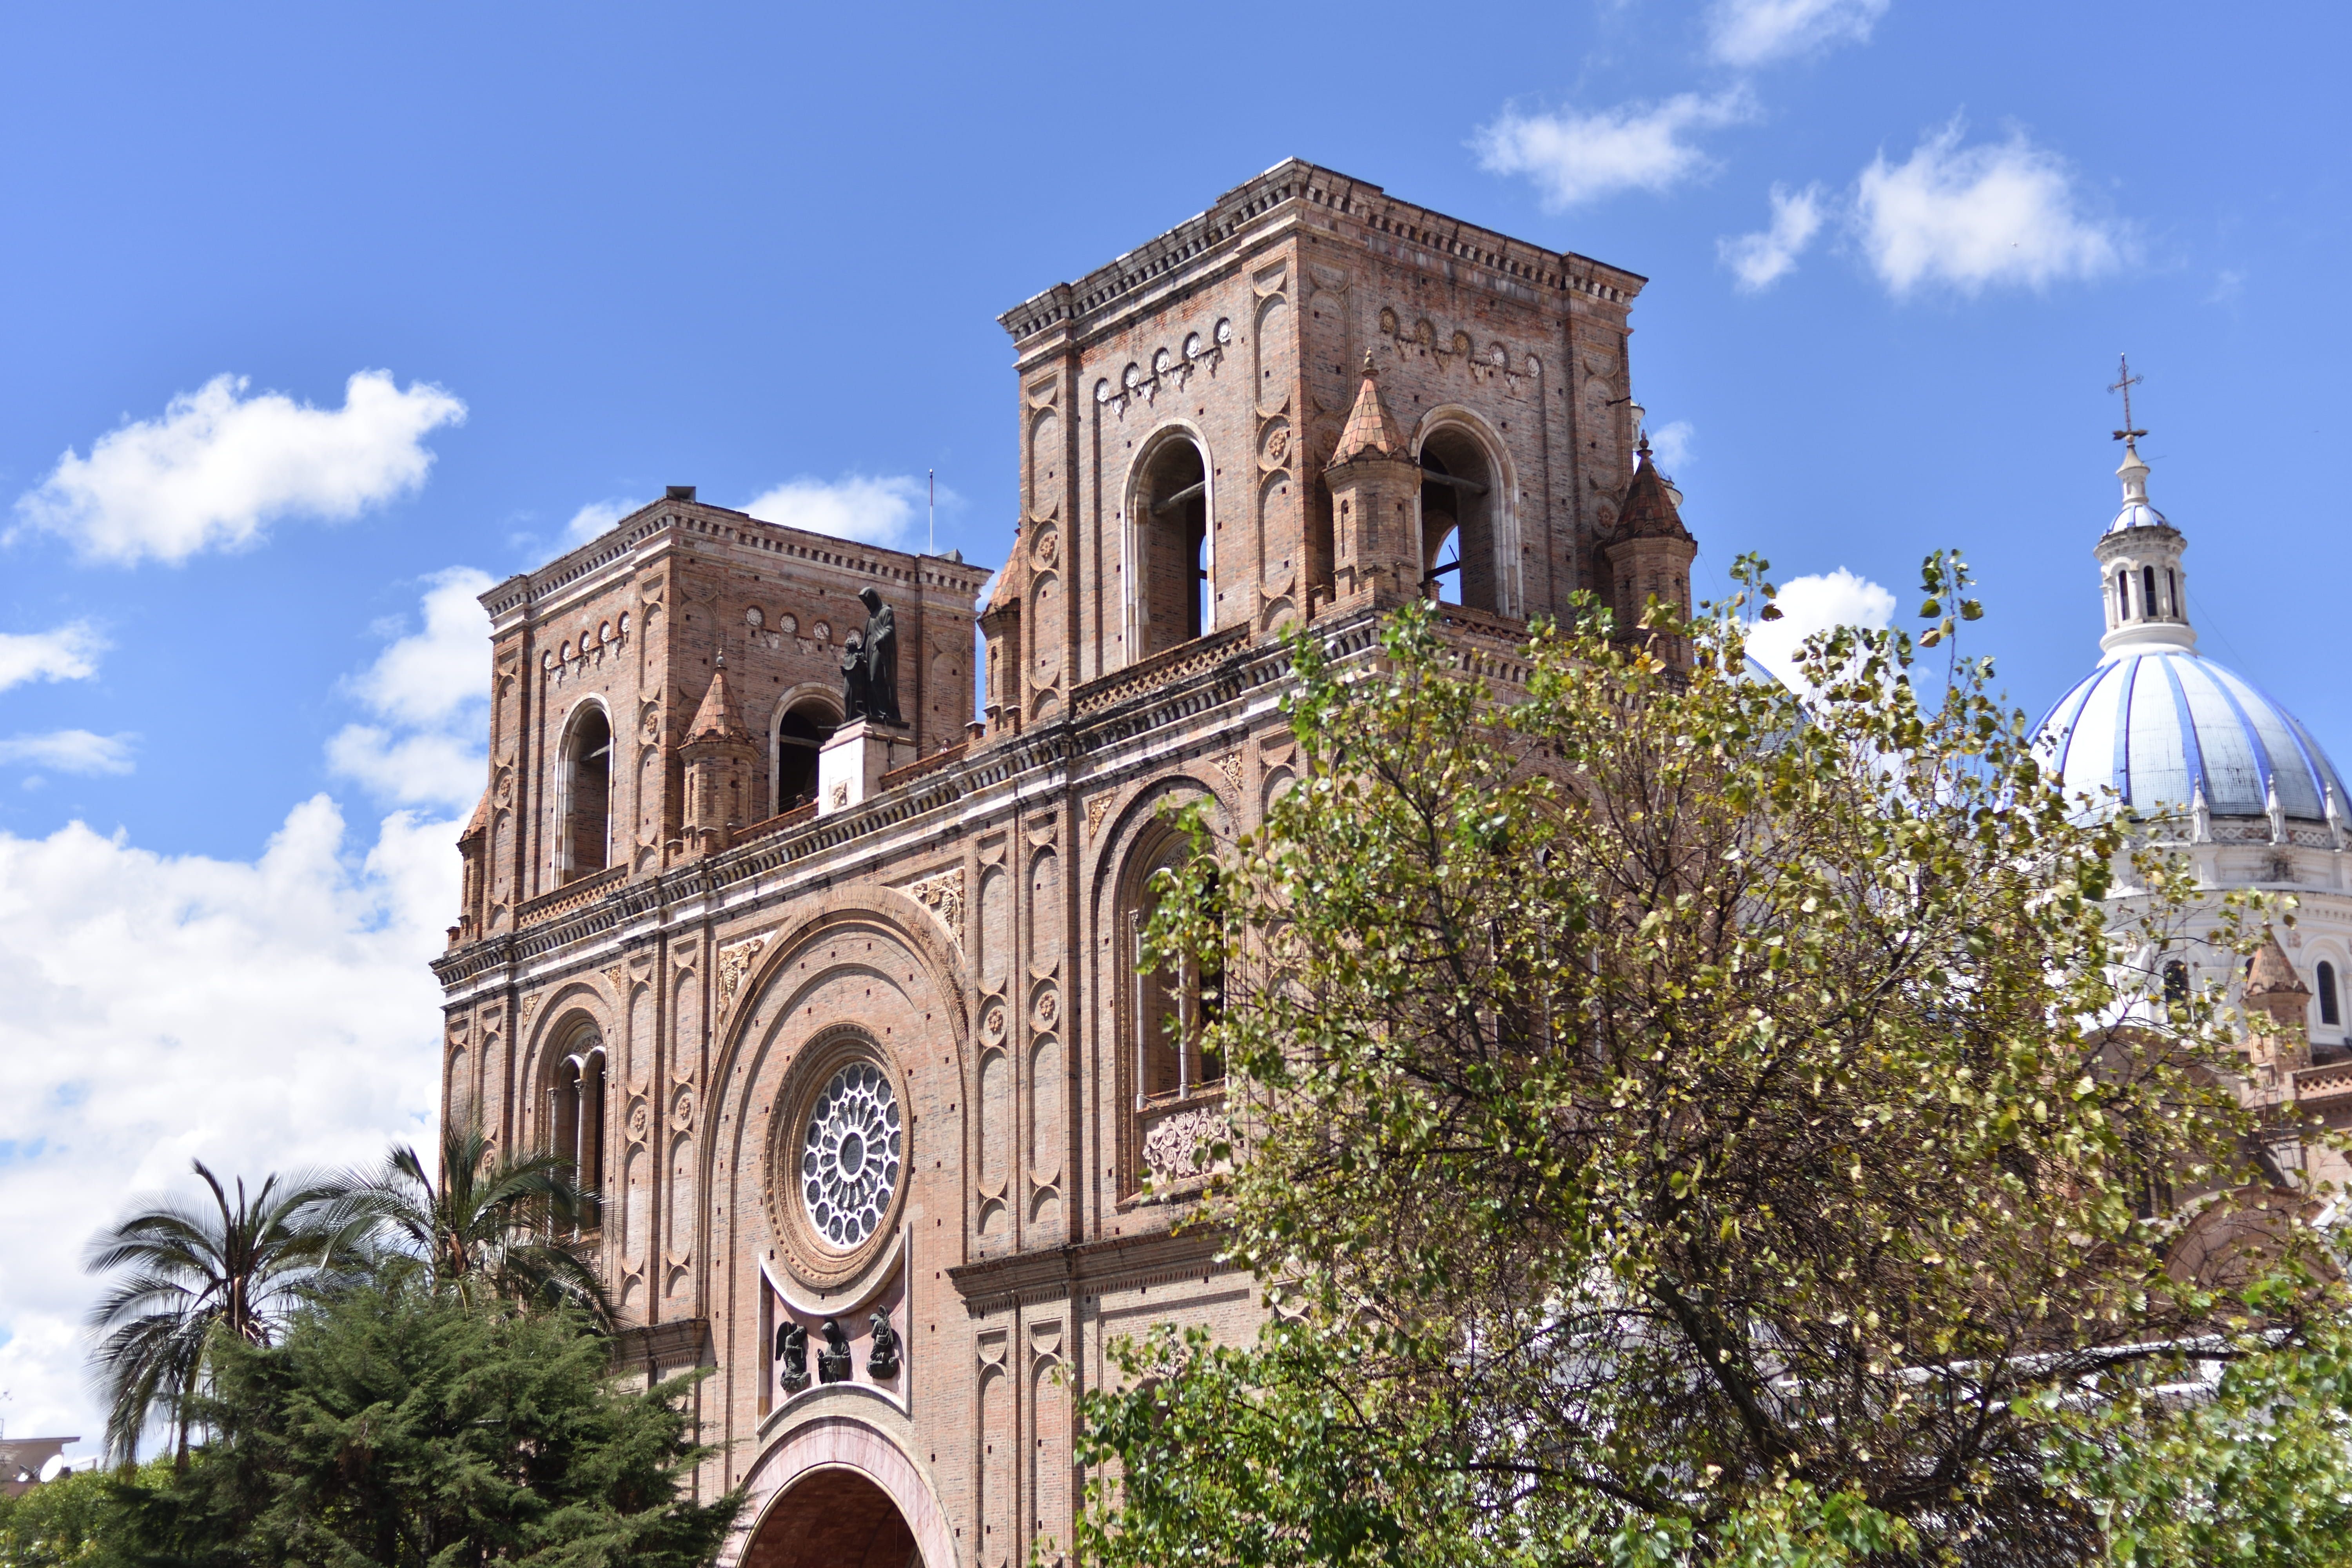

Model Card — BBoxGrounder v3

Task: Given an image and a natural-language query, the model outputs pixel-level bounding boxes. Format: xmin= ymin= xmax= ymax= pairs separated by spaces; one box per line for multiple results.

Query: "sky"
xmin=2 ymin=0 xmax=2347 ymax=1456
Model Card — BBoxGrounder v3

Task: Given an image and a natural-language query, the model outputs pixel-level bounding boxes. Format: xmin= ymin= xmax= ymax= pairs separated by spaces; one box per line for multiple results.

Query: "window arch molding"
xmin=768 ymin=683 xmax=844 ymax=817
xmin=533 ymin=1009 xmax=610 ymax=1213
xmin=2317 ymin=955 xmax=2344 ymax=1031
xmin=1093 ymin=779 xmax=1238 ymax=1198
xmin=1410 ymin=407 xmax=1521 ymax=618
xmin=1121 ymin=420 xmax=1218 ymax=665
xmin=552 ymin=695 xmax=616 ymax=884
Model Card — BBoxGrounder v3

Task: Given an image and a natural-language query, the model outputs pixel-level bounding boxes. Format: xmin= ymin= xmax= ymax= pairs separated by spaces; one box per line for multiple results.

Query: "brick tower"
xmin=433 ymin=159 xmax=1677 ymax=1568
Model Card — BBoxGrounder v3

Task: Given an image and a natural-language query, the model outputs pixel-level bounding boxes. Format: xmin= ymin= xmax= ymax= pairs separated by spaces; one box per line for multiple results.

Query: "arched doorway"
xmin=743 ymin=1468 xmax=920 ymax=1568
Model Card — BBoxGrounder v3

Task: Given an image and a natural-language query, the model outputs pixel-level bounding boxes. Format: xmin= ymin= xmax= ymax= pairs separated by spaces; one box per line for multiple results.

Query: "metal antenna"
xmin=2109 ymin=353 xmax=2147 ymax=442
xmin=927 ymin=469 xmax=936 ymax=555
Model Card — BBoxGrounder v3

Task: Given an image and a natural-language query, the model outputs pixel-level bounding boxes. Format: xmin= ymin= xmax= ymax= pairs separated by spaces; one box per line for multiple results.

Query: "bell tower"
xmin=990 ymin=158 xmax=1654 ymax=720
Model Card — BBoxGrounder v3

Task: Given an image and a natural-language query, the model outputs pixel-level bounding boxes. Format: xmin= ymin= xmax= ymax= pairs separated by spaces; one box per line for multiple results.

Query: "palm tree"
xmin=328 ymin=1118 xmax=611 ymax=1326
xmin=83 ymin=1161 xmax=359 ymax=1465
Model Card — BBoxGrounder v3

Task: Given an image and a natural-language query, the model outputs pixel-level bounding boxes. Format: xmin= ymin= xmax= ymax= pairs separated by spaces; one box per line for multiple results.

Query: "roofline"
xmin=996 ymin=157 xmax=1648 ymax=346
xmin=483 ymin=498 xmax=995 ymax=624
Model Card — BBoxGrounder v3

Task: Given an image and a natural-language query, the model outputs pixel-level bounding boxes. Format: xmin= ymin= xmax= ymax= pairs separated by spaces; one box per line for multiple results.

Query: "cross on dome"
xmin=2109 ymin=352 xmax=2147 ymax=446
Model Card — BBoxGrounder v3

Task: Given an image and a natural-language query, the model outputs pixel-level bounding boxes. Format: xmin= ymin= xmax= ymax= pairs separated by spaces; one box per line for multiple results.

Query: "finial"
xmin=1360 ymin=349 xmax=1378 ymax=377
xmin=1637 ymin=429 xmax=1653 ymax=461
xmin=2109 ymin=353 xmax=2147 ymax=447
xmin=714 ymin=650 xmax=726 ymax=670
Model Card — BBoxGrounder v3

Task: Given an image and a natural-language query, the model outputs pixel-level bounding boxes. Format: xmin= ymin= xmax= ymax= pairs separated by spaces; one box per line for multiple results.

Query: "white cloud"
xmin=1720 ymin=181 xmax=1828 ymax=291
xmin=0 ymin=797 xmax=454 ymax=1454
xmin=0 ymin=622 xmax=107 ymax=693
xmin=326 ymin=568 xmax=492 ymax=813
xmin=0 ymin=730 xmax=137 ymax=775
xmin=1475 ymin=89 xmax=1755 ymax=210
xmin=1743 ymin=568 xmax=1897 ymax=686
xmin=740 ymin=474 xmax=946 ymax=551
xmin=11 ymin=371 xmax=466 ymax=566
xmin=1708 ymin=0 xmax=1889 ymax=66
xmin=565 ymin=497 xmax=644 ymax=544
xmin=1647 ymin=420 xmax=1697 ymax=473
xmin=345 ymin=568 xmax=493 ymax=730
xmin=1855 ymin=120 xmax=2125 ymax=297
xmin=323 ymin=727 xmax=484 ymax=811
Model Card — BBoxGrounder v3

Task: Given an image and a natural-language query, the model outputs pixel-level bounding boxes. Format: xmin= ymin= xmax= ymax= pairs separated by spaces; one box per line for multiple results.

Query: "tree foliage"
xmin=1079 ymin=566 xmax=2352 ymax=1566
xmin=321 ymin=1119 xmax=610 ymax=1326
xmin=114 ymin=1285 xmax=734 ymax=1568
xmin=0 ymin=1465 xmax=144 ymax=1568
xmin=83 ymin=1163 xmax=363 ymax=1465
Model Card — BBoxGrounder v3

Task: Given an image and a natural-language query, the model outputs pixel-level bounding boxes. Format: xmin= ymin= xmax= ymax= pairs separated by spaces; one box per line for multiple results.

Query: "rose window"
xmin=800 ymin=1063 xmax=901 ymax=1248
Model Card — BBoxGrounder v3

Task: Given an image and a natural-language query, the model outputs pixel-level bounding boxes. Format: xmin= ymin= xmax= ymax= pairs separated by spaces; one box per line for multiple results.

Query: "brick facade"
xmin=433 ymin=159 xmax=1683 ymax=1567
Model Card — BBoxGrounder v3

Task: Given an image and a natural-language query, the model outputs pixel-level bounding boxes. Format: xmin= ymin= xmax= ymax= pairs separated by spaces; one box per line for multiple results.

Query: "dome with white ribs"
xmin=2035 ymin=437 xmax=2350 ymax=828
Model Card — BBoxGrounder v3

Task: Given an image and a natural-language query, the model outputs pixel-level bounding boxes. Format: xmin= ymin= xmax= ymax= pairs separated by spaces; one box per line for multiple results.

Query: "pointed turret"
xmin=1332 ymin=351 xmax=1408 ymax=463
xmin=978 ymin=530 xmax=1030 ymax=740
xmin=680 ymin=653 xmax=758 ymax=854
xmin=1595 ymin=437 xmax=1699 ymax=670
xmin=687 ymin=655 xmax=753 ymax=744
xmin=2241 ymin=929 xmax=2314 ymax=1078
xmin=1323 ymin=353 xmax=1423 ymax=608
xmin=452 ymin=784 xmax=493 ymax=947
xmin=1612 ymin=440 xmax=1695 ymax=543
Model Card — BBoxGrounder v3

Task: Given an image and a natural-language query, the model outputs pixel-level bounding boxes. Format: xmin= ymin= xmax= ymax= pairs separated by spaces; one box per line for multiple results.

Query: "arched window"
xmin=1417 ymin=428 xmax=1497 ymax=612
xmin=2162 ymin=960 xmax=2189 ymax=1004
xmin=2320 ymin=961 xmax=2341 ymax=1027
xmin=2143 ymin=566 xmax=2159 ymax=622
xmin=2167 ymin=568 xmax=2177 ymax=618
xmin=773 ymin=696 xmax=840 ymax=814
xmin=559 ymin=705 xmax=612 ymax=882
xmin=2116 ymin=570 xmax=2131 ymax=621
xmin=1138 ymin=437 xmax=1210 ymax=654
xmin=1128 ymin=836 xmax=1224 ymax=1106
xmin=547 ymin=1025 xmax=606 ymax=1212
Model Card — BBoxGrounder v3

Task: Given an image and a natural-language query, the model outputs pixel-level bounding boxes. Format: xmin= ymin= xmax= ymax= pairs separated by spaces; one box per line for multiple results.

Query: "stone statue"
xmin=775 ymin=1320 xmax=809 ymax=1394
xmin=867 ymin=1308 xmax=901 ymax=1379
xmin=817 ymin=1316 xmax=853 ymax=1383
xmin=857 ymin=587 xmax=901 ymax=726
xmin=838 ymin=631 xmax=869 ymax=719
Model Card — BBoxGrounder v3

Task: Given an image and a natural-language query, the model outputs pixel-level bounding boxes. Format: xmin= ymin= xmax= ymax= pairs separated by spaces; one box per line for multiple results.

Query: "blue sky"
xmin=1 ymin=0 xmax=2343 ymax=1454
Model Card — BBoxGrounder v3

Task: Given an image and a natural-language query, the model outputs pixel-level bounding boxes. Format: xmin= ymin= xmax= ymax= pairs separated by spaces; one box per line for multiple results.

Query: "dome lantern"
xmin=2091 ymin=435 xmax=2194 ymax=656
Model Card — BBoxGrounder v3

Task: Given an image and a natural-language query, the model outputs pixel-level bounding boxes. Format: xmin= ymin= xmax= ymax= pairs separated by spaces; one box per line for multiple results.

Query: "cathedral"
xmin=430 ymin=159 xmax=1689 ymax=1568
xmin=2036 ymin=424 xmax=2352 ymax=1192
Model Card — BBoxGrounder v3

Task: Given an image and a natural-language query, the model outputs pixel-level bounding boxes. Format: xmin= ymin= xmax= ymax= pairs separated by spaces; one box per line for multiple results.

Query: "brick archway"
xmin=726 ymin=1416 xmax=953 ymax=1568
xmin=744 ymin=1467 xmax=916 ymax=1568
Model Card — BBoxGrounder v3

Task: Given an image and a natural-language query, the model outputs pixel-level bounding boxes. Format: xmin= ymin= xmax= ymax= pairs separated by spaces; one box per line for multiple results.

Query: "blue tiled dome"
xmin=2036 ymin=650 xmax=2348 ymax=822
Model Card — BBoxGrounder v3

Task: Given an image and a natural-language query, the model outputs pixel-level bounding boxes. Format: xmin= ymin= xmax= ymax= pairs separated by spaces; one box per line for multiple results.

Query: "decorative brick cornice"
xmin=483 ymin=501 xmax=991 ymax=625
xmin=430 ymin=606 xmax=1408 ymax=998
xmin=997 ymin=158 xmax=1648 ymax=348
xmin=610 ymin=1316 xmax=712 ymax=1375
xmin=947 ymin=1225 xmax=1237 ymax=1316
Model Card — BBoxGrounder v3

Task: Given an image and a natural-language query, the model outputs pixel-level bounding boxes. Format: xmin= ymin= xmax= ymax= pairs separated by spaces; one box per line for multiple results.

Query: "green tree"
xmin=0 ymin=1465 xmax=142 ymax=1568
xmin=1078 ymin=568 xmax=2351 ymax=1567
xmin=116 ymin=1285 xmax=735 ymax=1568
xmin=83 ymin=1163 xmax=360 ymax=1466
xmin=326 ymin=1118 xmax=610 ymax=1326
